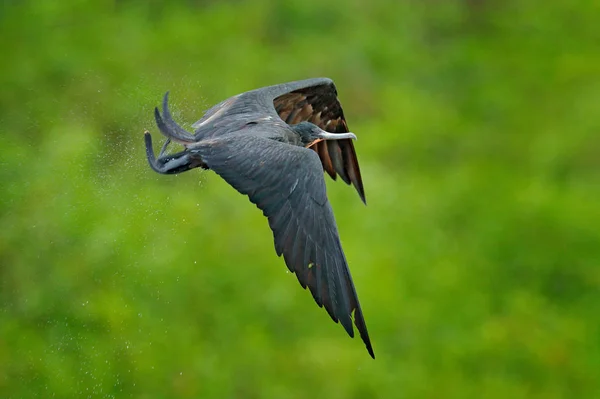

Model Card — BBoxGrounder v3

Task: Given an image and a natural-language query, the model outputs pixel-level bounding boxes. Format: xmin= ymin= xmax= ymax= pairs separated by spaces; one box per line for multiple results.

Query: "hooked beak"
xmin=317 ymin=131 xmax=357 ymax=141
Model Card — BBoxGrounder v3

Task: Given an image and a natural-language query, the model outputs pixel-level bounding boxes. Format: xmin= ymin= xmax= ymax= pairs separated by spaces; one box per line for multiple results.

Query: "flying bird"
xmin=144 ymin=78 xmax=374 ymax=358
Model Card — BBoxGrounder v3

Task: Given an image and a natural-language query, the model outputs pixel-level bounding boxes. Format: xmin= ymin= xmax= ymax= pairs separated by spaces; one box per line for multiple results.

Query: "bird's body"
xmin=144 ymin=78 xmax=374 ymax=358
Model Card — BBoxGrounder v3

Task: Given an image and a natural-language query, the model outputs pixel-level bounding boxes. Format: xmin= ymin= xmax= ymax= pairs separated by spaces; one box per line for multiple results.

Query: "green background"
xmin=1 ymin=1 xmax=599 ymax=398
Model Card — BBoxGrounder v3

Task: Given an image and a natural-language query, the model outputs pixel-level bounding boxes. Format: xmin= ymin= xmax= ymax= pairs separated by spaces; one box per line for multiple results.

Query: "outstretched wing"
xmin=193 ymin=133 xmax=374 ymax=358
xmin=190 ymin=78 xmax=366 ymax=204
xmin=272 ymin=79 xmax=366 ymax=204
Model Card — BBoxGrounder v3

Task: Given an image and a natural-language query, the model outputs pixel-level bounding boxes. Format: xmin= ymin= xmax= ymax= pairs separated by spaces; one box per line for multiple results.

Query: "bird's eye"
xmin=246 ymin=121 xmax=258 ymax=126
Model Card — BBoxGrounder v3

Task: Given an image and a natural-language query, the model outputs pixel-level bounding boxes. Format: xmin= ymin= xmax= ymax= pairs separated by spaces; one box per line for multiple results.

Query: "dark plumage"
xmin=144 ymin=78 xmax=374 ymax=358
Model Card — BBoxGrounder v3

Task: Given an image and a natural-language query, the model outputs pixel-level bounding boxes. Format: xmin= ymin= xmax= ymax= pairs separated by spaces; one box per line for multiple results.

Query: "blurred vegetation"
xmin=1 ymin=0 xmax=599 ymax=398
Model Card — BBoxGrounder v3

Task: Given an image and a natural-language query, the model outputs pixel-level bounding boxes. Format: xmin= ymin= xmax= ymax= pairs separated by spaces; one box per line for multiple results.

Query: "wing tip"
xmin=358 ymin=188 xmax=367 ymax=205
xmin=342 ymin=312 xmax=376 ymax=358
xmin=354 ymin=307 xmax=375 ymax=359
xmin=367 ymin=342 xmax=375 ymax=359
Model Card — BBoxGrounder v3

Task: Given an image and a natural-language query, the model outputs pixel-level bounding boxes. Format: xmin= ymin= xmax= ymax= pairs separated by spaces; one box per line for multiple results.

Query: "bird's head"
xmin=293 ymin=121 xmax=357 ymax=147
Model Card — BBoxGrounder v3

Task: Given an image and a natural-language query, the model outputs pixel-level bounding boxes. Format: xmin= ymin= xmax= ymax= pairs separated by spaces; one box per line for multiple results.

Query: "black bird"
xmin=144 ymin=78 xmax=374 ymax=358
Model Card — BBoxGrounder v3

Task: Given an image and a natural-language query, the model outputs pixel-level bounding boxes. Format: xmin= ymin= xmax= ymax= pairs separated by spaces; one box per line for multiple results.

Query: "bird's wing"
xmin=190 ymin=78 xmax=366 ymax=204
xmin=190 ymin=79 xmax=335 ymax=137
xmin=271 ymin=79 xmax=366 ymax=204
xmin=193 ymin=133 xmax=374 ymax=358
xmin=191 ymin=95 xmax=240 ymax=131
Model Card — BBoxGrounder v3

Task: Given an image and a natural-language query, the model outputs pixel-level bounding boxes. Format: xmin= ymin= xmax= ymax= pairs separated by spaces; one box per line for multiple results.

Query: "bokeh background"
xmin=1 ymin=1 xmax=599 ymax=398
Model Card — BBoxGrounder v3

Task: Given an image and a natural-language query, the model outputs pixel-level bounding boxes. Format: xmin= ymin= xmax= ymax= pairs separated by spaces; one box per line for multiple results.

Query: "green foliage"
xmin=1 ymin=0 xmax=599 ymax=397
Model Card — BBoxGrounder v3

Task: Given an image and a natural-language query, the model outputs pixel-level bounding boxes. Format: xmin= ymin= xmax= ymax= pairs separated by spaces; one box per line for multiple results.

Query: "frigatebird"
xmin=144 ymin=78 xmax=374 ymax=358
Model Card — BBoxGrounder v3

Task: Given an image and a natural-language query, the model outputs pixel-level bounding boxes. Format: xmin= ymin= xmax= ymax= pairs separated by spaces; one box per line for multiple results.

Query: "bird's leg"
xmin=144 ymin=131 xmax=204 ymax=174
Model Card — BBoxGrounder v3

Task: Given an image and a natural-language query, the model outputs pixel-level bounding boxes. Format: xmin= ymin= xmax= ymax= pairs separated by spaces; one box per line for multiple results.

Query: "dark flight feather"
xmin=189 ymin=133 xmax=374 ymax=358
xmin=272 ymin=81 xmax=366 ymax=204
